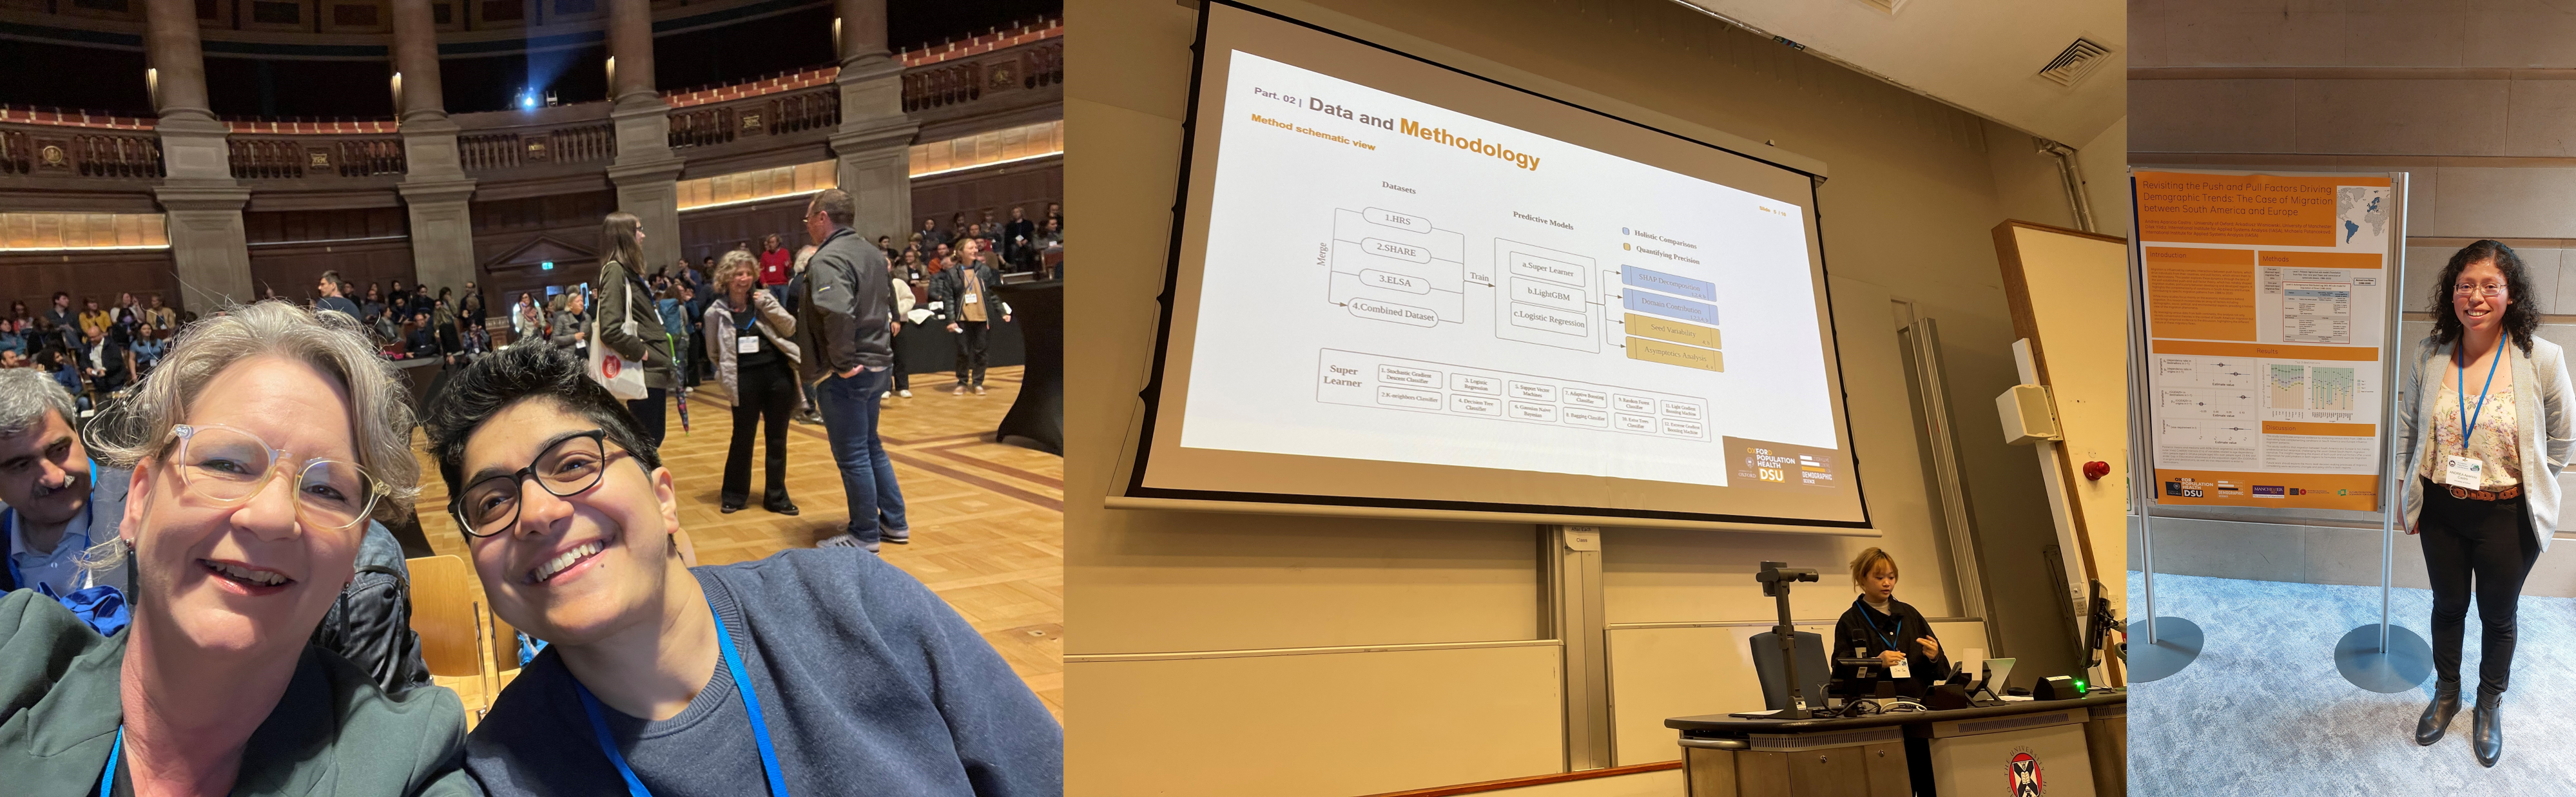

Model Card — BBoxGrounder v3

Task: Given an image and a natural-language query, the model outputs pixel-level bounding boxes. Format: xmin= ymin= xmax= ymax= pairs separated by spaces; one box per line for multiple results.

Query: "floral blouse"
xmin=2421 ymin=381 xmax=2521 ymax=488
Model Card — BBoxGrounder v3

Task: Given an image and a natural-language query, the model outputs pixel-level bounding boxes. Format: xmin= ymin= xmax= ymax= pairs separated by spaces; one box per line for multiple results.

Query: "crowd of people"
xmin=0 ymin=183 xmax=1063 ymax=794
xmin=309 ymin=273 xmax=496 ymax=365
xmin=0 ymin=292 xmax=188 ymax=414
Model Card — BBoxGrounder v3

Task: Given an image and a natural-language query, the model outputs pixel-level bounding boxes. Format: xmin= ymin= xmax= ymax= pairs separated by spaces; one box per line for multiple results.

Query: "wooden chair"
xmin=491 ymin=612 xmax=522 ymax=673
xmin=406 ymin=555 xmax=498 ymax=716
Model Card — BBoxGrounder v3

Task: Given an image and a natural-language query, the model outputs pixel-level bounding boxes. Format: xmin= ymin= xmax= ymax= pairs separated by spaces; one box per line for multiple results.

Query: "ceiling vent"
xmin=2037 ymin=38 xmax=2113 ymax=87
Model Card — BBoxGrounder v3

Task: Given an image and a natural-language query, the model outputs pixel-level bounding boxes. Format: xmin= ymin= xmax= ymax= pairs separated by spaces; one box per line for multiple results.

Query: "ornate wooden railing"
xmin=767 ymin=88 xmax=839 ymax=135
xmin=0 ymin=18 xmax=1058 ymax=186
xmin=668 ymin=104 xmax=737 ymax=149
xmin=228 ymin=136 xmax=404 ymax=179
xmin=903 ymin=61 xmax=983 ymax=113
xmin=667 ymin=85 xmax=840 ymax=151
xmin=460 ymin=122 xmax=614 ymax=173
xmin=0 ymin=126 xmax=165 ymax=179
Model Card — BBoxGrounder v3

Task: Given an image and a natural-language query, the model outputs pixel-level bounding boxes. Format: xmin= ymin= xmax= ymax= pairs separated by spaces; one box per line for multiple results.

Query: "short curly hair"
xmin=421 ymin=343 xmax=660 ymax=497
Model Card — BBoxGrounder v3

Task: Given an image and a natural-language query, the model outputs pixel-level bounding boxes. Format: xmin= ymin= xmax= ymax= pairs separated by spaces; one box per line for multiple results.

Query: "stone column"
xmin=828 ymin=0 xmax=916 ymax=243
xmin=144 ymin=0 xmax=253 ymax=311
xmin=391 ymin=0 xmax=479 ymax=295
xmin=605 ymin=0 xmax=684 ymax=270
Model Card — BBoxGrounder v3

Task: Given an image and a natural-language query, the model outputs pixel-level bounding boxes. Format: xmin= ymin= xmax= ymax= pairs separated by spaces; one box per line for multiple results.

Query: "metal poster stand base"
xmin=2338 ymin=501 xmax=2432 ymax=693
xmin=2125 ymin=615 xmax=2202 ymax=684
xmin=2334 ymin=623 xmax=2433 ymax=693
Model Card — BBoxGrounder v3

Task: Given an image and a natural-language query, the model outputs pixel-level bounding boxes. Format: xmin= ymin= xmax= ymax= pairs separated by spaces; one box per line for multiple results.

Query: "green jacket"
xmin=0 ymin=590 xmax=473 ymax=796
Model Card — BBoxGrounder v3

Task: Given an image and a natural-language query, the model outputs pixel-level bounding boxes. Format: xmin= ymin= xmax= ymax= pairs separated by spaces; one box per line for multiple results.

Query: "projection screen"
xmin=1121 ymin=0 xmax=1870 ymax=529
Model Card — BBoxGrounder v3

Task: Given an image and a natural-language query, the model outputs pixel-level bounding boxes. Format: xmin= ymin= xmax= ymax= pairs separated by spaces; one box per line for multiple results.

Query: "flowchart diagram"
xmin=1316 ymin=205 xmax=1732 ymax=443
xmin=1328 ymin=206 xmax=1726 ymax=371
xmin=1328 ymin=207 xmax=1467 ymax=328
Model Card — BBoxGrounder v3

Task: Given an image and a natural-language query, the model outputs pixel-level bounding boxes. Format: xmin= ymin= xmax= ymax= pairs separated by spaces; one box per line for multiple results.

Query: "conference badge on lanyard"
xmin=2448 ymin=336 xmax=2505 ymax=491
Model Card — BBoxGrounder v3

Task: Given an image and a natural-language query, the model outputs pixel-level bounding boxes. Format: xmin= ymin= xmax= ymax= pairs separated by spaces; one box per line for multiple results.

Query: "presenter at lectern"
xmin=1832 ymin=548 xmax=1950 ymax=693
xmin=2401 ymin=240 xmax=2576 ymax=768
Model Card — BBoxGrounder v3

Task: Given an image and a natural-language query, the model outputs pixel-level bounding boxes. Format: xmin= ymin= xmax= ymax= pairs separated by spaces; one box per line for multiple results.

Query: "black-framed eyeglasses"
xmin=450 ymin=430 xmax=619 ymax=538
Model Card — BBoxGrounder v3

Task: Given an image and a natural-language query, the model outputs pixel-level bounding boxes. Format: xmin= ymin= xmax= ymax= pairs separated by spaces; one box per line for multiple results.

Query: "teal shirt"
xmin=0 ymin=590 xmax=474 ymax=795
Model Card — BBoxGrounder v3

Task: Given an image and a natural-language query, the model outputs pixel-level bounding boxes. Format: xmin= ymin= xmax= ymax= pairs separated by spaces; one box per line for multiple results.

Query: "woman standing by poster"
xmin=2402 ymin=239 xmax=2575 ymax=767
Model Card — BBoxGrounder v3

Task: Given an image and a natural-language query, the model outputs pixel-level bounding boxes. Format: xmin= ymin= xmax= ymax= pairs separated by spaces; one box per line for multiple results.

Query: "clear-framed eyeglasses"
xmin=168 ymin=423 xmax=382 ymax=531
xmin=450 ymin=430 xmax=619 ymax=539
xmin=2454 ymin=283 xmax=2508 ymax=297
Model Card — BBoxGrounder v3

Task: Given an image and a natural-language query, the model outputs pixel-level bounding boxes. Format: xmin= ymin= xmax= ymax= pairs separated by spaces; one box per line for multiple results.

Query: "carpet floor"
xmin=2129 ymin=571 xmax=2576 ymax=795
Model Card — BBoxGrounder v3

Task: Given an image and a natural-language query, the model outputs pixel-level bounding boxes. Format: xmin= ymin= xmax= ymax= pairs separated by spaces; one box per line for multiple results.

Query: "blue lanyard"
xmin=8 ymin=460 xmax=97 ymax=591
xmin=573 ymin=592 xmax=789 ymax=797
xmin=1854 ymin=597 xmax=1904 ymax=651
xmin=2459 ymin=336 xmax=2505 ymax=445
xmin=98 ymin=725 xmax=122 ymax=797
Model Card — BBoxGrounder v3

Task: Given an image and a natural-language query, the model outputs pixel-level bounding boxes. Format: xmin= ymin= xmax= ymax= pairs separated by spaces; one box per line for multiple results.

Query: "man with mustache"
xmin=0 ymin=368 xmax=127 ymax=597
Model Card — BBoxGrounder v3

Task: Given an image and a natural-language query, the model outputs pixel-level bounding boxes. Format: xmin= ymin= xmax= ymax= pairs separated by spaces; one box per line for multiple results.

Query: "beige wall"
xmin=1068 ymin=1 xmax=2095 ymax=794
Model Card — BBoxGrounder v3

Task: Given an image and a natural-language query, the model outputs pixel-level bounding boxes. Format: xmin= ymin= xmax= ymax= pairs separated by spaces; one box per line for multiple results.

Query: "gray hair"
xmin=0 ymin=368 xmax=78 ymax=439
xmin=86 ymin=300 xmax=420 ymax=517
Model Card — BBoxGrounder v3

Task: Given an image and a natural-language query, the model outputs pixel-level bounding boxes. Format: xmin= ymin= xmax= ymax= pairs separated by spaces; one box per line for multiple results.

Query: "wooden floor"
xmin=414 ymin=365 xmax=1063 ymax=722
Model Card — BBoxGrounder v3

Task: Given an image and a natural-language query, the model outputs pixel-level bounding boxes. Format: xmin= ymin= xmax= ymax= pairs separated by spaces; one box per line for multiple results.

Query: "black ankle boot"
xmin=2474 ymin=691 xmax=2503 ymax=767
xmin=2416 ymin=677 xmax=2462 ymax=745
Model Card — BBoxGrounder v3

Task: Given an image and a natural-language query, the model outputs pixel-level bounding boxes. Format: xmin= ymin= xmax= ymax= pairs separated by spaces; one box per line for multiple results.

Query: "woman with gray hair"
xmin=0 ymin=301 xmax=471 ymax=794
xmin=704 ymin=248 xmax=800 ymax=514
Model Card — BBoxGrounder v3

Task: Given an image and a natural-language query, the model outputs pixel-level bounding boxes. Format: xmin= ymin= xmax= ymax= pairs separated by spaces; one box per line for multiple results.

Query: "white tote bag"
xmin=585 ymin=312 xmax=648 ymax=400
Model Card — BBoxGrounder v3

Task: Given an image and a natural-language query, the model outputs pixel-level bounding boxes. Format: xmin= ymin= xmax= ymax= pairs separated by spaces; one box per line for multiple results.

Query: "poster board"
xmin=2132 ymin=169 xmax=2403 ymax=514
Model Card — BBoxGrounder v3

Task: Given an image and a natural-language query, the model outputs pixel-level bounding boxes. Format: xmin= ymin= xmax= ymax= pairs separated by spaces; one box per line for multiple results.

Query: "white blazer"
xmin=2398 ymin=334 xmax=2576 ymax=550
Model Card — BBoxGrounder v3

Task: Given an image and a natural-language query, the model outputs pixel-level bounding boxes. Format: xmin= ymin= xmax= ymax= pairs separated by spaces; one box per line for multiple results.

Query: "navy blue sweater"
xmin=462 ymin=548 xmax=1060 ymax=796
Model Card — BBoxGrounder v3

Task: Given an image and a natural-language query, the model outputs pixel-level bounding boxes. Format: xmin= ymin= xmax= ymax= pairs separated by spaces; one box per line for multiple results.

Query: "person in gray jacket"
xmin=793 ymin=189 xmax=907 ymax=552
xmin=595 ymin=211 xmax=678 ymax=447
xmin=2401 ymin=239 xmax=2576 ymax=768
xmin=705 ymin=249 xmax=801 ymax=514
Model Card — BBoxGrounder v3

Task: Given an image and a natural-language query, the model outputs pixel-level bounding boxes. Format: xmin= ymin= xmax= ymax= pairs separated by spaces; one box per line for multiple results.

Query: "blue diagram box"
xmin=1622 ymin=291 xmax=1718 ymax=325
xmin=1620 ymin=265 xmax=1716 ymax=301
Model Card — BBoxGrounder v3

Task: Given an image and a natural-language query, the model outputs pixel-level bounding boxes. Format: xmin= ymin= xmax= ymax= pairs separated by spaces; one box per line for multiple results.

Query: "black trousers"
xmin=890 ymin=325 xmax=910 ymax=391
xmin=625 ymin=387 xmax=666 ymax=449
xmin=722 ymin=360 xmax=796 ymax=503
xmin=954 ymin=320 xmax=990 ymax=387
xmin=2419 ymin=477 xmax=2542 ymax=697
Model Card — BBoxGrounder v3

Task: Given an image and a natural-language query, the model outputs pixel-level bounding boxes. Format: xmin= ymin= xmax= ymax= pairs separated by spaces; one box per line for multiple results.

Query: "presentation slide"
xmin=1130 ymin=1 xmax=1866 ymax=526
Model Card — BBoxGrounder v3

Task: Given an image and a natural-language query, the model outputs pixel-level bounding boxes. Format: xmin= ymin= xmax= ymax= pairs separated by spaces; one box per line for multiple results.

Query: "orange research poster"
xmin=2136 ymin=170 xmax=2395 ymax=511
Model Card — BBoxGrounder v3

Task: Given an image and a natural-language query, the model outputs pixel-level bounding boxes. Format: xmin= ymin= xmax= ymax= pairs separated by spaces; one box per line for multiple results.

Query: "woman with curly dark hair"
xmin=2402 ymin=239 xmax=2574 ymax=767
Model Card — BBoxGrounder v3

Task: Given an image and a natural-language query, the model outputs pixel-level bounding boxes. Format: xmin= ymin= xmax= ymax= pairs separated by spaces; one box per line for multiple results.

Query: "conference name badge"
xmin=964 ymin=292 xmax=979 ymax=305
xmin=739 ymin=335 xmax=760 ymax=354
xmin=1890 ymin=661 xmax=1911 ymax=679
xmin=2445 ymin=456 xmax=2484 ymax=490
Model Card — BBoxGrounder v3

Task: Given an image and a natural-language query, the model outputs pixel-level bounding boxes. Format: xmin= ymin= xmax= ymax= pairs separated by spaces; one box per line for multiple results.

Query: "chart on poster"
xmin=1170 ymin=50 xmax=1843 ymax=492
xmin=2135 ymin=170 xmax=2396 ymax=511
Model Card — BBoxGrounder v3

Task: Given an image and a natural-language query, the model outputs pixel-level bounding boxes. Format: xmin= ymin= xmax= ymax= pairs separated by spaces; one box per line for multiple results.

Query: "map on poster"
xmin=2135 ymin=170 xmax=2396 ymax=511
